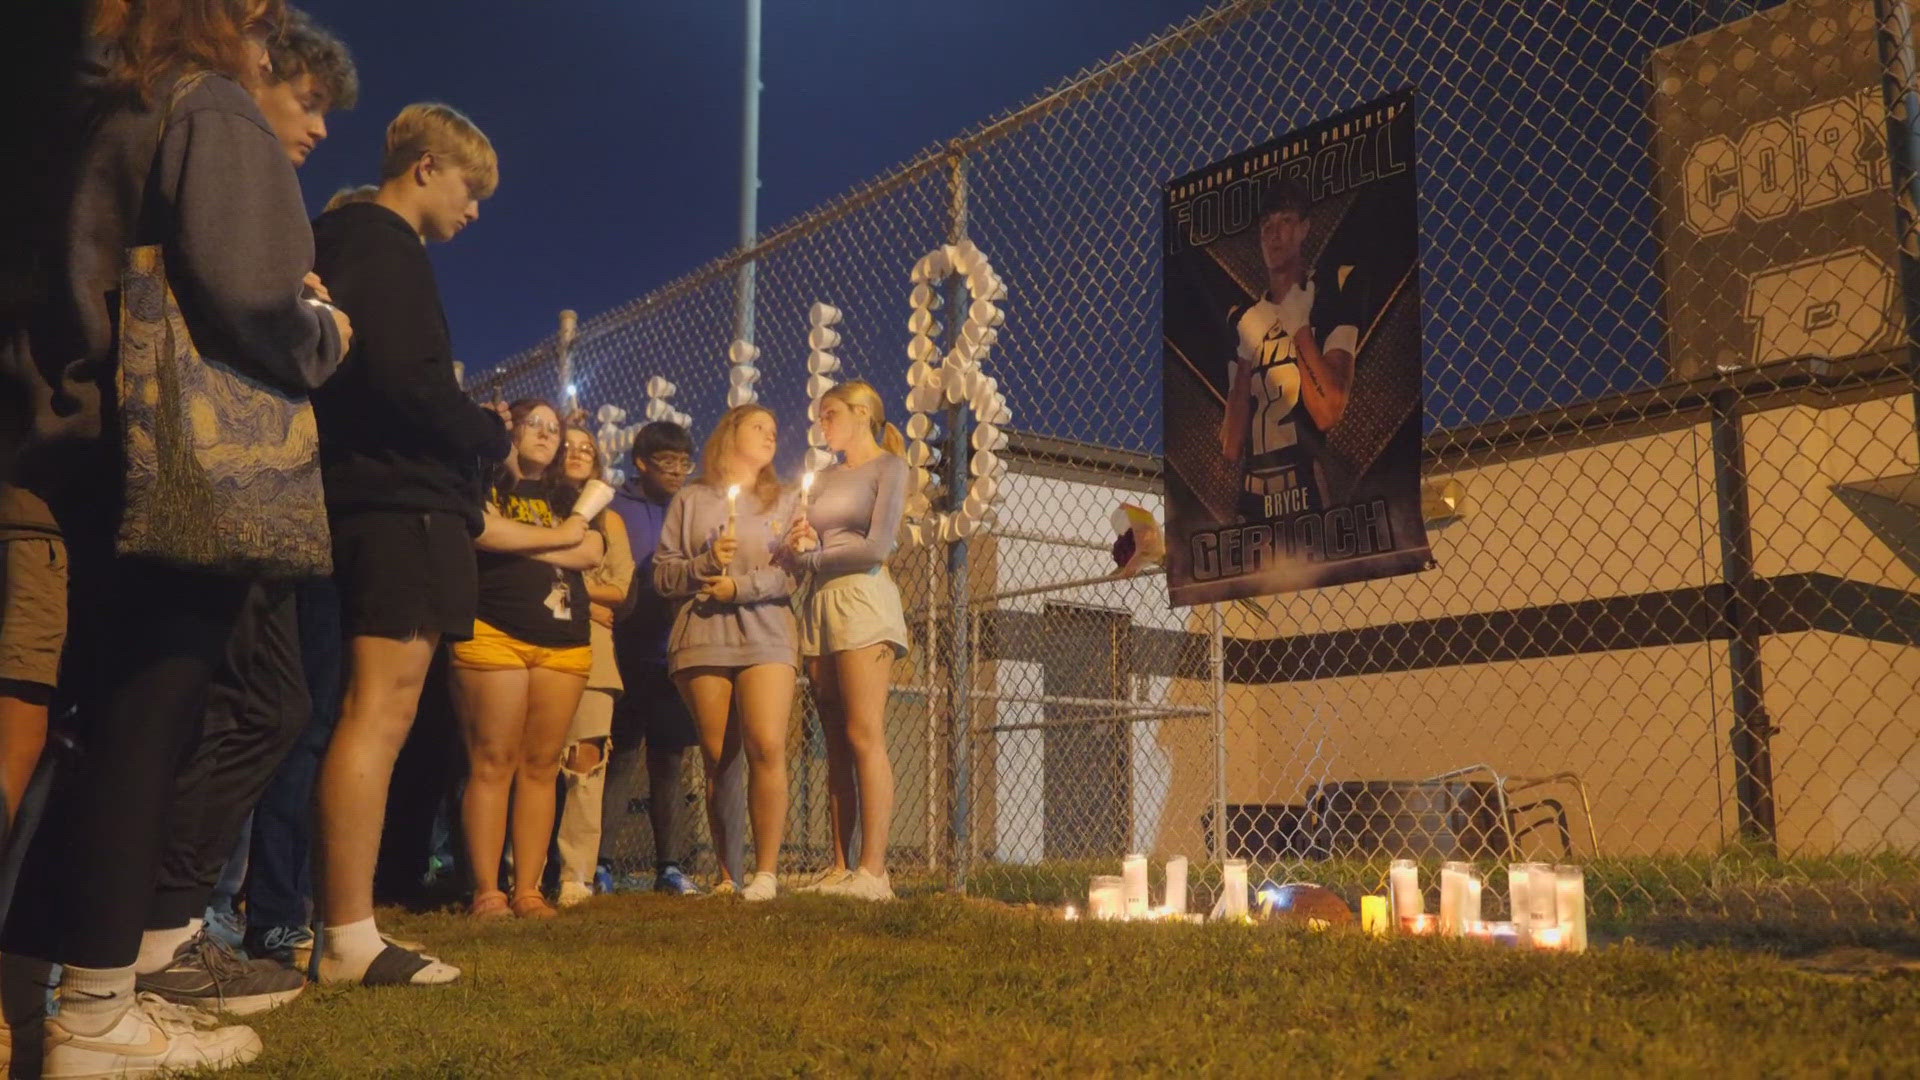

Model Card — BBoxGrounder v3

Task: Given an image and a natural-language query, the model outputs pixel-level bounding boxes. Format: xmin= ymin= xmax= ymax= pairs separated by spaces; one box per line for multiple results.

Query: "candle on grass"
xmin=1165 ymin=856 xmax=1188 ymax=916
xmin=1360 ymin=895 xmax=1390 ymax=937
xmin=1507 ymin=864 xmax=1532 ymax=945
xmin=1525 ymin=862 xmax=1560 ymax=944
xmin=1464 ymin=873 xmax=1483 ymax=931
xmin=1088 ymin=876 xmax=1125 ymax=921
xmin=1063 ymin=905 xmax=1079 ymax=922
xmin=1401 ymin=913 xmax=1438 ymax=935
xmin=1221 ymin=859 xmax=1249 ymax=920
xmin=1389 ymin=859 xmax=1421 ymax=924
xmin=1122 ymin=854 xmax=1149 ymax=920
xmin=1554 ymin=865 xmax=1587 ymax=953
xmin=1439 ymin=861 xmax=1469 ymax=936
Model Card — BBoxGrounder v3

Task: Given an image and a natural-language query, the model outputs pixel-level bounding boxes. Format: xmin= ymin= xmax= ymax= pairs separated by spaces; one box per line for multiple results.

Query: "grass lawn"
xmin=232 ymin=891 xmax=1920 ymax=1077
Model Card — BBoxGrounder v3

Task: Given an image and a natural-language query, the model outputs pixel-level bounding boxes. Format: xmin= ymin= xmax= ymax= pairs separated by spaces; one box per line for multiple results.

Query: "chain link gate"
xmin=481 ymin=0 xmax=1920 ymax=928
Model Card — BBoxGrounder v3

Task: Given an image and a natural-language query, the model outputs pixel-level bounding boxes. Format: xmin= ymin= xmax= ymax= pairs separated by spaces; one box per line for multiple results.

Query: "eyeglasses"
xmin=520 ymin=419 xmax=560 ymax=436
xmin=564 ymin=443 xmax=597 ymax=456
xmin=645 ymin=456 xmax=694 ymax=475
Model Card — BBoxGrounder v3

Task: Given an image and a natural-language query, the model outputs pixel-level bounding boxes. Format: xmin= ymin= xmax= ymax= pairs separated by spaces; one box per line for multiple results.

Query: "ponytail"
xmin=879 ymin=422 xmax=905 ymax=457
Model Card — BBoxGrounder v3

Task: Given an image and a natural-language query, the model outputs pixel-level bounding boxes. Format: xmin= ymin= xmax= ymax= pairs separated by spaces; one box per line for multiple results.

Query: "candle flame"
xmin=727 ymin=484 xmax=740 ymax=498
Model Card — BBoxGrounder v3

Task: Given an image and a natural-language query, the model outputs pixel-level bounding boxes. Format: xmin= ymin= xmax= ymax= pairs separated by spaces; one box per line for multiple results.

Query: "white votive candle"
xmin=1389 ymin=859 xmax=1421 ymax=924
xmin=1464 ymin=873 xmax=1483 ymax=929
xmin=1088 ymin=876 xmax=1124 ymax=921
xmin=1507 ymin=864 xmax=1531 ymax=944
xmin=800 ymin=471 xmax=815 ymax=505
xmin=1439 ymin=861 xmax=1468 ymax=936
xmin=1122 ymin=854 xmax=1149 ymax=920
xmin=1221 ymin=859 xmax=1249 ymax=919
xmin=1525 ymin=862 xmax=1559 ymax=940
xmin=725 ymin=483 xmax=741 ymax=536
xmin=1555 ymin=865 xmax=1587 ymax=953
xmin=1165 ymin=856 xmax=1188 ymax=916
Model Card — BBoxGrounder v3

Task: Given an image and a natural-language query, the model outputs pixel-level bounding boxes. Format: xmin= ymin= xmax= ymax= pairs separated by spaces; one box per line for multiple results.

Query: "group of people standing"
xmin=0 ymin=1 xmax=912 ymax=1076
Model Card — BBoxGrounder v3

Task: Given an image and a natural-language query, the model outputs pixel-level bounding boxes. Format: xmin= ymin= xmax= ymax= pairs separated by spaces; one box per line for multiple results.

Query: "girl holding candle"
xmin=451 ymin=400 xmax=606 ymax=920
xmin=781 ymin=380 xmax=910 ymax=901
xmin=655 ymin=405 xmax=801 ymax=901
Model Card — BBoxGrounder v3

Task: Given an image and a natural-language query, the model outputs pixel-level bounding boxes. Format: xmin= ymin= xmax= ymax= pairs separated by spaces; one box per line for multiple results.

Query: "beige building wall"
xmin=1206 ymin=392 xmax=1918 ymax=859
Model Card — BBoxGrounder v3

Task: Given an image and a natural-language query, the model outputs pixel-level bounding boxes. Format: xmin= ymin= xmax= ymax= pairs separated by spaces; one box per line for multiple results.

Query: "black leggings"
xmin=3 ymin=556 xmax=250 ymax=969
xmin=147 ymin=581 xmax=309 ymax=929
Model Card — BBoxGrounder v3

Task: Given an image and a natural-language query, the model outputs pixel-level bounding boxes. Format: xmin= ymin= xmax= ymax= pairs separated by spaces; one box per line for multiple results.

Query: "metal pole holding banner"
xmin=1208 ymin=602 xmax=1227 ymax=864
xmin=944 ymin=147 xmax=973 ymax=891
xmin=1874 ymin=0 xmax=1920 ymax=461
xmin=1710 ymin=388 xmax=1777 ymax=851
xmin=733 ymin=0 xmax=762 ymax=345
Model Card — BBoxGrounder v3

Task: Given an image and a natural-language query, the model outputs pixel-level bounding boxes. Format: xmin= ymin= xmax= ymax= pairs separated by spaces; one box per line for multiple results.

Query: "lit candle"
xmin=1063 ymin=905 xmax=1079 ymax=922
xmin=1221 ymin=859 xmax=1249 ymax=920
xmin=725 ymin=483 xmax=740 ymax=537
xmin=1525 ymin=862 xmax=1560 ymax=942
xmin=1507 ymin=864 xmax=1531 ymax=945
xmin=1389 ymin=859 xmax=1420 ymax=925
xmin=1360 ymin=895 xmax=1389 ymax=937
xmin=1439 ymin=861 xmax=1468 ymax=936
xmin=1401 ymin=913 xmax=1438 ymax=935
xmin=801 ymin=470 xmax=815 ymax=505
xmin=1464 ymin=873 xmax=1483 ymax=929
xmin=1531 ymin=926 xmax=1564 ymax=951
xmin=1554 ymin=865 xmax=1587 ymax=953
xmin=1165 ymin=856 xmax=1188 ymax=916
xmin=1122 ymin=854 xmax=1149 ymax=920
xmin=1088 ymin=876 xmax=1125 ymax=921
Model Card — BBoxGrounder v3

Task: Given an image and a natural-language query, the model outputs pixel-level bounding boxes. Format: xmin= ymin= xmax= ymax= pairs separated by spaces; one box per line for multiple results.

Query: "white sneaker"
xmin=796 ymin=869 xmax=852 ymax=894
xmin=740 ymin=872 xmax=778 ymax=902
xmin=44 ymin=992 xmax=260 ymax=1078
xmin=557 ymin=881 xmax=594 ymax=909
xmin=826 ymin=869 xmax=895 ymax=901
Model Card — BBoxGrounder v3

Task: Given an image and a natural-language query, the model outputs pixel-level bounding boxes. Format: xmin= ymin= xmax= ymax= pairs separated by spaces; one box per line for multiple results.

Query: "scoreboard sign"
xmin=1651 ymin=0 xmax=1900 ymax=381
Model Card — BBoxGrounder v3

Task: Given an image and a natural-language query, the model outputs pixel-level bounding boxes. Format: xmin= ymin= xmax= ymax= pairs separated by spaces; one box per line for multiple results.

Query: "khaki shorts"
xmin=0 ymin=536 xmax=68 ymax=689
xmin=449 ymin=619 xmax=593 ymax=677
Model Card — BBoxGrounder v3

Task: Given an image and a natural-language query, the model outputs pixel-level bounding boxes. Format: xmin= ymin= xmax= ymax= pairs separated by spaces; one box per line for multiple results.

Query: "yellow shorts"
xmin=449 ymin=620 xmax=593 ymax=677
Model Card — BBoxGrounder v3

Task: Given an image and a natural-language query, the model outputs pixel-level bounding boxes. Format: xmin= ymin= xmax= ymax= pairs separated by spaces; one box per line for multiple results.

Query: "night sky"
xmin=294 ymin=1 xmax=1220 ymax=376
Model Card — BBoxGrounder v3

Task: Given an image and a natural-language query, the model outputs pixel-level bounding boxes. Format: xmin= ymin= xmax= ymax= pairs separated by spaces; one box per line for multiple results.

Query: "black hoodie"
xmin=309 ymin=201 xmax=508 ymax=534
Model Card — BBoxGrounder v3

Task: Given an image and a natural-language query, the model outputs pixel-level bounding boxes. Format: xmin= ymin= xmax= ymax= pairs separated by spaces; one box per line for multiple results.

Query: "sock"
xmin=133 ymin=919 xmax=202 ymax=976
xmin=55 ymin=965 xmax=135 ymax=1037
xmin=321 ymin=917 xmax=382 ymax=968
xmin=319 ymin=917 xmax=458 ymax=986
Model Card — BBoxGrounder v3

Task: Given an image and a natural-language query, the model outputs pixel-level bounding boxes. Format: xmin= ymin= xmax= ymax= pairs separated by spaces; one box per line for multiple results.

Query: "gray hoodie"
xmin=1 ymin=65 xmax=341 ymax=536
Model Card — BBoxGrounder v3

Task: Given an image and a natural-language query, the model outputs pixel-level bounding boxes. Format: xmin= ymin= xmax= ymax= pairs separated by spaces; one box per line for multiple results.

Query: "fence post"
xmin=1208 ymin=602 xmax=1227 ymax=864
xmin=1875 ymin=0 xmax=1920 ymax=461
xmin=945 ymin=147 xmax=973 ymax=891
xmin=1710 ymin=388 xmax=1776 ymax=851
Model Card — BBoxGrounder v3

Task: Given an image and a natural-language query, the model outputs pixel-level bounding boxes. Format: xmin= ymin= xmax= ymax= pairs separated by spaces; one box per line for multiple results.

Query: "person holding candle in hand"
xmin=654 ymin=405 xmax=800 ymax=901
xmin=782 ymin=380 xmax=910 ymax=901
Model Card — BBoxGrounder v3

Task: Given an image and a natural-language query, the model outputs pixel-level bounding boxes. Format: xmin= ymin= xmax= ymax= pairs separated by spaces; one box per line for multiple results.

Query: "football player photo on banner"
xmin=1161 ymin=89 xmax=1430 ymax=607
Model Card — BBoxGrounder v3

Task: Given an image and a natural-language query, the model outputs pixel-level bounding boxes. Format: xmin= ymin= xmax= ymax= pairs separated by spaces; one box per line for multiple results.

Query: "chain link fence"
xmin=482 ymin=0 xmax=1920 ymax=927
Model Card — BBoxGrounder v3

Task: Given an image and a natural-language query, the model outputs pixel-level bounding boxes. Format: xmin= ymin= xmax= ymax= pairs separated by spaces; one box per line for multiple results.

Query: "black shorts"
xmin=330 ymin=510 xmax=478 ymax=643
xmin=613 ymin=661 xmax=698 ymax=752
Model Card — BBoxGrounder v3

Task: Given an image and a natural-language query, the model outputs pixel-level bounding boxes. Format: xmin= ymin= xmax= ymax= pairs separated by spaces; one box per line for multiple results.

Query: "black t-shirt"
xmin=475 ymin=478 xmax=591 ymax=648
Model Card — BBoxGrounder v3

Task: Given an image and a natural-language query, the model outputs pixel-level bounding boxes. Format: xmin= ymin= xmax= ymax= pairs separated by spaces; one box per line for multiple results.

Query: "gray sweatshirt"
xmin=4 ymin=66 xmax=342 ymax=533
xmin=791 ymin=453 xmax=910 ymax=581
xmin=655 ymin=481 xmax=801 ymax=673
